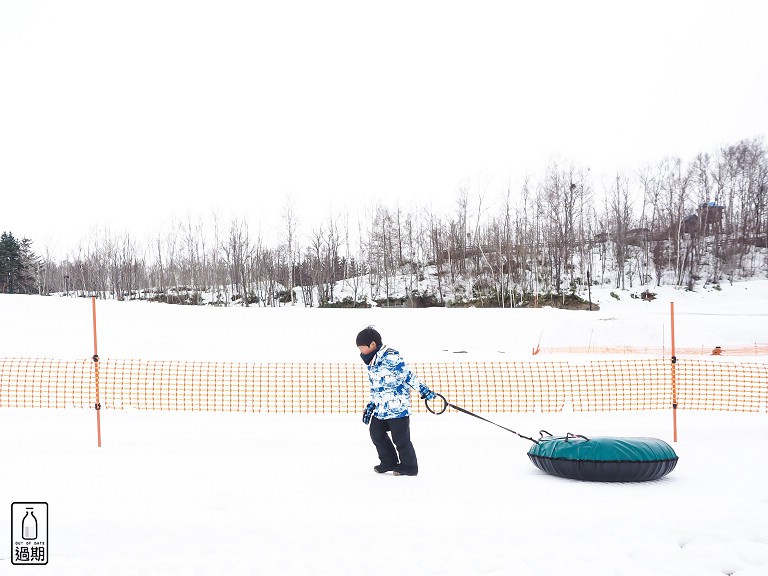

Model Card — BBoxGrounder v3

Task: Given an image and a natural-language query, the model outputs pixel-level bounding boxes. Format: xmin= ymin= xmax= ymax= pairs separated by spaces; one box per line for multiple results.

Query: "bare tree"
xmin=281 ymin=197 xmax=299 ymax=305
xmin=607 ymin=173 xmax=633 ymax=290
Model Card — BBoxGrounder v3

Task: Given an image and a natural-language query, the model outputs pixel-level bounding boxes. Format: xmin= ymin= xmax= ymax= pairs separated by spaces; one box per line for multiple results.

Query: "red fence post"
xmin=670 ymin=302 xmax=678 ymax=442
xmin=92 ymin=297 xmax=102 ymax=447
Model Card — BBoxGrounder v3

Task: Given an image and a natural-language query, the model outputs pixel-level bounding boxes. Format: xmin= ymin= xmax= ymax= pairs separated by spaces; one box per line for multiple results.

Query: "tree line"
xmin=6 ymin=137 xmax=767 ymax=306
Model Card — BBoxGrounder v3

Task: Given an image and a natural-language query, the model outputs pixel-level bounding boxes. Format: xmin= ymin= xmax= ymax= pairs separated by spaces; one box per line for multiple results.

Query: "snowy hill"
xmin=1 ymin=283 xmax=767 ymax=575
xmin=4 ymin=278 xmax=767 ymax=363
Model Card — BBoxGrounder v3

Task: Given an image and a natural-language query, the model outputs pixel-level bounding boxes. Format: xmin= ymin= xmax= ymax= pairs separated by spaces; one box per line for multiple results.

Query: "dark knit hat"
xmin=356 ymin=326 xmax=382 ymax=347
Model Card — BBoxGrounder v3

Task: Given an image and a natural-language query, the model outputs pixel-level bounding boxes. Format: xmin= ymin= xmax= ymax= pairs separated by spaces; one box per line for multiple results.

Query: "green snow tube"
xmin=527 ymin=432 xmax=678 ymax=482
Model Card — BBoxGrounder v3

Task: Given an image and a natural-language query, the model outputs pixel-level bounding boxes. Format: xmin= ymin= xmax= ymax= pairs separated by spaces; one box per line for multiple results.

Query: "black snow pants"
xmin=369 ymin=415 xmax=418 ymax=474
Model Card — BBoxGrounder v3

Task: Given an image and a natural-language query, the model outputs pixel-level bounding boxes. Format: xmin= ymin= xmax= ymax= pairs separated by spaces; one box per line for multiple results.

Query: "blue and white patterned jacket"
xmin=365 ymin=345 xmax=431 ymax=420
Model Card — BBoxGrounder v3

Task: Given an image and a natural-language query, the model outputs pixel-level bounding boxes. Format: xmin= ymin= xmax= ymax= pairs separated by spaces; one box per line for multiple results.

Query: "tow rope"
xmin=425 ymin=392 xmax=540 ymax=444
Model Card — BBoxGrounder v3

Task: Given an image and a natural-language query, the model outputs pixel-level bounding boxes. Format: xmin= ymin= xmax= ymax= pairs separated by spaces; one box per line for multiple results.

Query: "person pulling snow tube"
xmin=527 ymin=432 xmax=678 ymax=482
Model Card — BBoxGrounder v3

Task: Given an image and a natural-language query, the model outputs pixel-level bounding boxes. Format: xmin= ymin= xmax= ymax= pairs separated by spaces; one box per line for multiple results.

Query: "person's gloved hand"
xmin=419 ymin=384 xmax=436 ymax=401
xmin=362 ymin=401 xmax=375 ymax=424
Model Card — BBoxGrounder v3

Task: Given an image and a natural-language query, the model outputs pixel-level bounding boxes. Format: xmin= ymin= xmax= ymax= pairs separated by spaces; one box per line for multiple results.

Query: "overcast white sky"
xmin=1 ymin=1 xmax=767 ymax=257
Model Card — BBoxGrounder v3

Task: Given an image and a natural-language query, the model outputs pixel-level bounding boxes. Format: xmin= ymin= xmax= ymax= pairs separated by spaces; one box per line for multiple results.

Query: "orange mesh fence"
xmin=2 ymin=357 xmax=767 ymax=413
xmin=534 ymin=343 xmax=768 ymax=356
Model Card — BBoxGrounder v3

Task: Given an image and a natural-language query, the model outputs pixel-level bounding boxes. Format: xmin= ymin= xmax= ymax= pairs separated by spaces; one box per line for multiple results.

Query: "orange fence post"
xmin=92 ymin=297 xmax=102 ymax=447
xmin=670 ymin=301 xmax=678 ymax=442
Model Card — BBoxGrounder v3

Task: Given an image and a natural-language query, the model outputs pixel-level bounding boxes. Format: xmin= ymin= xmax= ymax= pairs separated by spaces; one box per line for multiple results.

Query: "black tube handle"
xmin=425 ymin=392 xmax=448 ymax=415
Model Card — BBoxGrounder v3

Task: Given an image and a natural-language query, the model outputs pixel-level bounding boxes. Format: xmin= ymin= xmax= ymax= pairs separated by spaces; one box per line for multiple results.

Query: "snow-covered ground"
xmin=3 ymin=280 xmax=768 ymax=363
xmin=2 ymin=409 xmax=767 ymax=576
xmin=1 ymin=280 xmax=767 ymax=575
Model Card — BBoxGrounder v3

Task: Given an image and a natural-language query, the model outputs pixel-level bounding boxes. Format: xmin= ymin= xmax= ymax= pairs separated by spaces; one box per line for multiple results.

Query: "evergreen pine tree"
xmin=0 ymin=232 xmax=41 ymax=294
xmin=19 ymin=237 xmax=42 ymax=294
xmin=0 ymin=232 xmax=22 ymax=293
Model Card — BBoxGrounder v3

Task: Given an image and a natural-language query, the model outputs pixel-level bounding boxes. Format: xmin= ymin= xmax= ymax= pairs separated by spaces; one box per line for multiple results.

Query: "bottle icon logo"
xmin=11 ymin=502 xmax=48 ymax=565
xmin=22 ymin=508 xmax=38 ymax=540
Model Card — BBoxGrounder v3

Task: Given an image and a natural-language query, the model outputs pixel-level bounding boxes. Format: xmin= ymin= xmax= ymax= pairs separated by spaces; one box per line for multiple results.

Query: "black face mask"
xmin=360 ymin=349 xmax=377 ymax=365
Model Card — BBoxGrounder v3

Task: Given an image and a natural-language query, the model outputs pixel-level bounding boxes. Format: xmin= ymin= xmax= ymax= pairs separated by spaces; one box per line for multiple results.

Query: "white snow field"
xmin=1 ymin=280 xmax=768 ymax=575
